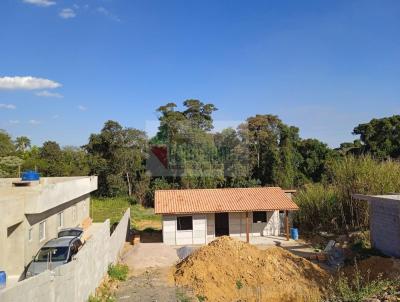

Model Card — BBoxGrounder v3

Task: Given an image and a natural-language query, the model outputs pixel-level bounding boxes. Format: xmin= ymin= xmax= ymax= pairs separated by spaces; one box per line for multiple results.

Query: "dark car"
xmin=57 ymin=227 xmax=84 ymax=240
xmin=25 ymin=236 xmax=82 ymax=279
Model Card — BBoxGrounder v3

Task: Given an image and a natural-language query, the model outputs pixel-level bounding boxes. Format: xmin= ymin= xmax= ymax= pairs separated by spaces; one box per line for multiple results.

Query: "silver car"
xmin=25 ymin=236 xmax=82 ymax=279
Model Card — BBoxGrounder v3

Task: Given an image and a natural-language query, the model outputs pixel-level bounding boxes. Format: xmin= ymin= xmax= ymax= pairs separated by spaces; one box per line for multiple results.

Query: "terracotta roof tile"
xmin=155 ymin=187 xmax=299 ymax=214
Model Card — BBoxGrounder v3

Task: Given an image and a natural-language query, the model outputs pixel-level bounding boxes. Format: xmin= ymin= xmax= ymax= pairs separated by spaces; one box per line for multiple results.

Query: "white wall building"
xmin=155 ymin=187 xmax=298 ymax=245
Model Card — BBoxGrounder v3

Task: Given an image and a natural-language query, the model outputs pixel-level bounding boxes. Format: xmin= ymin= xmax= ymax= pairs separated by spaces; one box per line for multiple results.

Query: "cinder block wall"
xmin=370 ymin=199 xmax=400 ymax=257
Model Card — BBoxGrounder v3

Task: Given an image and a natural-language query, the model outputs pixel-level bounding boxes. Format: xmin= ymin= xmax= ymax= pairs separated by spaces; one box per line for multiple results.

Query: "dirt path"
xmin=116 ymin=268 xmax=180 ymax=302
xmin=115 ymin=244 xmax=192 ymax=301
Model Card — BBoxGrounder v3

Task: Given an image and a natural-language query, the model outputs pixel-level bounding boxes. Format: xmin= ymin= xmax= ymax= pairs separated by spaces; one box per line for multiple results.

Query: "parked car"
xmin=25 ymin=236 xmax=82 ymax=279
xmin=57 ymin=227 xmax=84 ymax=240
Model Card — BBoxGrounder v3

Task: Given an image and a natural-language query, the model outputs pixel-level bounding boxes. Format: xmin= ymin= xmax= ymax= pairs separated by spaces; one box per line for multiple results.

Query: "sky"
xmin=0 ymin=0 xmax=399 ymax=148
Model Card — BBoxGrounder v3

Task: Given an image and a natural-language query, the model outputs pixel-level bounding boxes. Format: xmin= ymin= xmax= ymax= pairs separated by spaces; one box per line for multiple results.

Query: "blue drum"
xmin=0 ymin=271 xmax=6 ymax=289
xmin=290 ymin=228 xmax=299 ymax=240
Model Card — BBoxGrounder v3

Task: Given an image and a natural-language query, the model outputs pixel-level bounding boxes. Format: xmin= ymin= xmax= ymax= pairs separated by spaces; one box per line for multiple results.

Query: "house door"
xmin=215 ymin=213 xmax=229 ymax=237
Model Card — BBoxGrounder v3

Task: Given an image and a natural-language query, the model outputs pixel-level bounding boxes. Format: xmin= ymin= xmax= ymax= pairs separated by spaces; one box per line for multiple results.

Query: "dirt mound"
xmin=345 ymin=256 xmax=400 ymax=280
xmin=174 ymin=236 xmax=329 ymax=302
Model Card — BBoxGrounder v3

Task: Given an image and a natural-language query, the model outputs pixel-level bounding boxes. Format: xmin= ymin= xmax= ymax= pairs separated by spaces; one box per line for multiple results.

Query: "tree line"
xmin=1 ymin=101 xmax=400 ymax=231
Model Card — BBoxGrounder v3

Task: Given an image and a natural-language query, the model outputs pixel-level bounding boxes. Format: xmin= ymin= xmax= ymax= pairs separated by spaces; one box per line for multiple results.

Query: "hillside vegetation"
xmin=2 ymin=102 xmax=400 ymax=232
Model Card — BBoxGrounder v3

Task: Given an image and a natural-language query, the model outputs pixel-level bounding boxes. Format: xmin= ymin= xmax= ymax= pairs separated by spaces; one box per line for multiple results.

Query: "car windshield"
xmin=34 ymin=246 xmax=69 ymax=262
xmin=58 ymin=230 xmax=82 ymax=238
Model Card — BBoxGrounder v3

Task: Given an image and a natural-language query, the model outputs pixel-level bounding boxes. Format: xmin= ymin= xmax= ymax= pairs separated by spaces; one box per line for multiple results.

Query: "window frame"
xmin=39 ymin=220 xmax=46 ymax=242
xmin=57 ymin=212 xmax=64 ymax=228
xmin=177 ymin=216 xmax=193 ymax=231
xmin=253 ymin=211 xmax=267 ymax=223
xmin=28 ymin=227 xmax=33 ymax=242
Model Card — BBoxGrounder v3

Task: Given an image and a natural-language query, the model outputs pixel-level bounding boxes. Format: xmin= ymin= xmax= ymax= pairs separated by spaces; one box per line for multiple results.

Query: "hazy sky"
xmin=1 ymin=0 xmax=399 ymax=147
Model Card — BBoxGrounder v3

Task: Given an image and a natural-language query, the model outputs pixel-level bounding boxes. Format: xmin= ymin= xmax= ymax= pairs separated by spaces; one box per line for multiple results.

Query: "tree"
xmin=297 ymin=139 xmax=334 ymax=182
xmin=85 ymin=120 xmax=148 ymax=198
xmin=40 ymin=141 xmax=64 ymax=176
xmin=15 ymin=136 xmax=31 ymax=153
xmin=353 ymin=115 xmax=400 ymax=159
xmin=0 ymin=156 xmax=24 ymax=177
xmin=183 ymin=99 xmax=217 ymax=131
xmin=0 ymin=130 xmax=15 ymax=156
xmin=238 ymin=115 xmax=301 ymax=188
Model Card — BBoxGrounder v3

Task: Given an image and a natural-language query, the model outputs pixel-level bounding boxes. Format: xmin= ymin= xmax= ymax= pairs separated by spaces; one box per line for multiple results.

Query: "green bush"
xmin=329 ymin=262 xmax=400 ymax=302
xmin=294 ymin=183 xmax=340 ymax=232
xmin=108 ymin=263 xmax=129 ymax=281
xmin=295 ymin=155 xmax=400 ymax=232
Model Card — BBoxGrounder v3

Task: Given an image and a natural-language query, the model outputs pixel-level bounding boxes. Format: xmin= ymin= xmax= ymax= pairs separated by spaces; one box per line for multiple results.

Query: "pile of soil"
xmin=345 ymin=256 xmax=400 ymax=280
xmin=174 ymin=237 xmax=329 ymax=302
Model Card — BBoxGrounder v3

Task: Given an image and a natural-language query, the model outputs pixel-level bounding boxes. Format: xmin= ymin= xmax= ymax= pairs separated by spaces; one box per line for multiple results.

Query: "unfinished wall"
xmin=162 ymin=215 xmax=176 ymax=245
xmin=0 ymin=209 xmax=130 ymax=302
xmin=193 ymin=215 xmax=207 ymax=244
xmin=370 ymin=198 xmax=400 ymax=257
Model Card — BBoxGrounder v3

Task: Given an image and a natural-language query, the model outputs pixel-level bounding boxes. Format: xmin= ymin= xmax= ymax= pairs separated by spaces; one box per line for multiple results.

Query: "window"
xmin=57 ymin=212 xmax=64 ymax=228
xmin=177 ymin=216 xmax=193 ymax=231
xmin=28 ymin=228 xmax=33 ymax=242
xmin=39 ymin=221 xmax=46 ymax=242
xmin=253 ymin=211 xmax=267 ymax=223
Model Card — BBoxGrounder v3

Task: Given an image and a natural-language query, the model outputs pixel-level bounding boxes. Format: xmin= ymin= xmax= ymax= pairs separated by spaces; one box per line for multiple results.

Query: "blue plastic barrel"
xmin=21 ymin=171 xmax=40 ymax=181
xmin=290 ymin=228 xmax=299 ymax=240
xmin=0 ymin=271 xmax=6 ymax=289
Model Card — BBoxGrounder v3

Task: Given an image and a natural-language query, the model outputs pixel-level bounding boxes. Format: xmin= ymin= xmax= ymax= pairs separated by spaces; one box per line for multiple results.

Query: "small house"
xmin=155 ymin=187 xmax=299 ymax=245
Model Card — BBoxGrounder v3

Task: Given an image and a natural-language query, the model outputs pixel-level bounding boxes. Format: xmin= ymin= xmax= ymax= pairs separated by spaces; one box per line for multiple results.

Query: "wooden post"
xmin=285 ymin=210 xmax=289 ymax=241
xmin=246 ymin=212 xmax=250 ymax=243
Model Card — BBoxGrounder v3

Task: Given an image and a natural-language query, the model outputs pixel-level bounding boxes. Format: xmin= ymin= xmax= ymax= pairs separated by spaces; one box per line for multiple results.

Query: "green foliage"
xmin=352 ymin=115 xmax=400 ymax=159
xmin=296 ymin=155 xmax=400 ymax=231
xmin=236 ymin=279 xmax=243 ymax=290
xmin=294 ymin=183 xmax=340 ymax=232
xmin=85 ymin=120 xmax=148 ymax=199
xmin=0 ymin=130 xmax=15 ymax=156
xmin=330 ymin=266 xmax=400 ymax=302
xmin=175 ymin=290 xmax=193 ymax=302
xmin=107 ymin=263 xmax=129 ymax=281
xmin=92 ymin=197 xmax=161 ymax=231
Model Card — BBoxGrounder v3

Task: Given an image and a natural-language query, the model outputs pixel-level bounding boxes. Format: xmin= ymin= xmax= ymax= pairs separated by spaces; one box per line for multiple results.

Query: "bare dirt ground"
xmin=116 ymin=268 xmax=179 ymax=302
xmin=116 ymin=243 xmax=185 ymax=301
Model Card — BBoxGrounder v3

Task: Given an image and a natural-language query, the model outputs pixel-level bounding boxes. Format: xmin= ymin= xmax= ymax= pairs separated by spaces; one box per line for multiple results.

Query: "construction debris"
xmin=174 ymin=236 xmax=329 ymax=302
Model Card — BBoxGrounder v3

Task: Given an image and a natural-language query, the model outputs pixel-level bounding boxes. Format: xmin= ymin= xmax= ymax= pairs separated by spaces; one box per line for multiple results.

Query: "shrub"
xmin=295 ymin=155 xmax=400 ymax=232
xmin=294 ymin=183 xmax=340 ymax=232
xmin=329 ymin=261 xmax=400 ymax=302
xmin=107 ymin=263 xmax=129 ymax=281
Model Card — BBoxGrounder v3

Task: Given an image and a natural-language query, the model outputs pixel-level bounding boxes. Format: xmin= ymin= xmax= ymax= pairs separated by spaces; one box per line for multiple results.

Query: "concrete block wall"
xmin=0 ymin=209 xmax=130 ymax=302
xmin=162 ymin=215 xmax=176 ymax=245
xmin=370 ymin=199 xmax=400 ymax=257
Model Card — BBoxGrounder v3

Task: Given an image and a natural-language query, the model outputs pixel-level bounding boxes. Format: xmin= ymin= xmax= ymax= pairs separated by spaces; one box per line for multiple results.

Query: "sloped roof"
xmin=154 ymin=187 xmax=299 ymax=214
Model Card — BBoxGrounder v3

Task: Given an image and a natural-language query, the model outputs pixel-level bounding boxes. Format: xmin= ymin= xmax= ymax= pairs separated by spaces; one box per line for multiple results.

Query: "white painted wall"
xmin=162 ymin=211 xmax=281 ymax=245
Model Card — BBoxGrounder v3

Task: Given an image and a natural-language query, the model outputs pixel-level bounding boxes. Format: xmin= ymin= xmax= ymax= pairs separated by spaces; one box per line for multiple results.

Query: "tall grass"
xmin=295 ymin=155 xmax=400 ymax=232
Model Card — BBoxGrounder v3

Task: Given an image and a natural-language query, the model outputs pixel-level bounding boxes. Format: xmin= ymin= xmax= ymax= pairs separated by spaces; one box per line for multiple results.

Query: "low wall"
xmin=0 ymin=208 xmax=130 ymax=302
